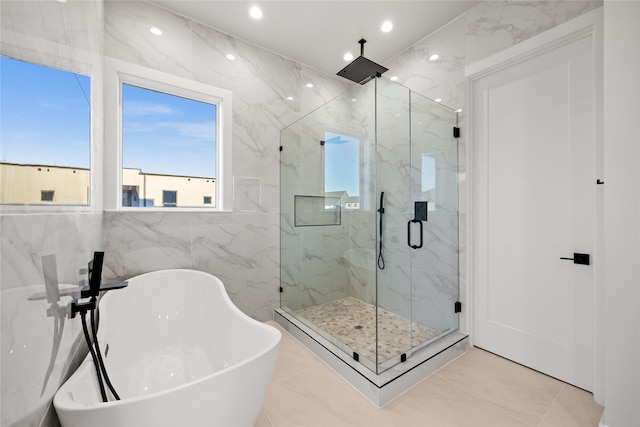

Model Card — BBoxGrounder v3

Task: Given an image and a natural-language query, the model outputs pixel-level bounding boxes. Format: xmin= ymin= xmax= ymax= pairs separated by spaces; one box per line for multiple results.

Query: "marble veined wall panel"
xmin=465 ymin=1 xmax=602 ymax=65
xmin=1 ymin=213 xmax=102 ymax=427
xmin=102 ymin=1 xmax=348 ymax=321
xmin=1 ymin=0 xmax=103 ymax=54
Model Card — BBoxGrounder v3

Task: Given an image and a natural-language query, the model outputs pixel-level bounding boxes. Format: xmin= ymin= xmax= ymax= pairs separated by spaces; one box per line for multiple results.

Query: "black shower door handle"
xmin=407 ymin=219 xmax=423 ymax=249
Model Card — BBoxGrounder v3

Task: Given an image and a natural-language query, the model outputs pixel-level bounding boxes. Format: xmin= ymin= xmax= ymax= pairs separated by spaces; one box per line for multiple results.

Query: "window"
xmin=121 ymin=81 xmax=219 ymax=209
xmin=162 ymin=190 xmax=177 ymax=207
xmin=203 ymin=196 xmax=212 ymax=204
xmin=41 ymin=190 xmax=55 ymax=202
xmin=324 ymin=131 xmax=360 ymax=209
xmin=0 ymin=55 xmax=91 ymax=206
xmin=105 ymin=59 xmax=232 ymax=210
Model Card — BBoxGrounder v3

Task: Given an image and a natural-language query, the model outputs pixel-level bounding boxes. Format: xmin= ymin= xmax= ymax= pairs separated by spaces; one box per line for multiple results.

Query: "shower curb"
xmin=274 ymin=309 xmax=469 ymax=407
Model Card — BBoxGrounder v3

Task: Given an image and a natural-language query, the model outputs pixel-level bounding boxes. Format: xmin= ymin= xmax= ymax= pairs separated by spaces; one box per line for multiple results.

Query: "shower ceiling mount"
xmin=337 ymin=39 xmax=389 ymax=85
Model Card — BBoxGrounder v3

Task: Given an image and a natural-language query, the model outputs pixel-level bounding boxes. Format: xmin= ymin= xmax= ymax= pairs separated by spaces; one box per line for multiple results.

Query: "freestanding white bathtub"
xmin=54 ymin=269 xmax=281 ymax=427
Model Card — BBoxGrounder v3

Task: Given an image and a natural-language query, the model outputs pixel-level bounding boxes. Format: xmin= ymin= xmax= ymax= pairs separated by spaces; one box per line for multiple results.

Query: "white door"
xmin=471 ymin=28 xmax=598 ymax=391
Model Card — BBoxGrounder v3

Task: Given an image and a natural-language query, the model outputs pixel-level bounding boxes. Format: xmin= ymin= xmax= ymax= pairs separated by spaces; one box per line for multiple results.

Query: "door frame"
xmin=464 ymin=7 xmax=603 ymax=401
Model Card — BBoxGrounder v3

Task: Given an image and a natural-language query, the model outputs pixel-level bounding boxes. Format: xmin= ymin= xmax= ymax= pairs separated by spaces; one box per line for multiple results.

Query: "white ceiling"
xmin=150 ymin=1 xmax=478 ymax=76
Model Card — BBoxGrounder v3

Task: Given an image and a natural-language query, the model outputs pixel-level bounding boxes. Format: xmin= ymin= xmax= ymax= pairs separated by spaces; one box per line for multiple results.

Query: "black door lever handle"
xmin=560 ymin=253 xmax=590 ymax=265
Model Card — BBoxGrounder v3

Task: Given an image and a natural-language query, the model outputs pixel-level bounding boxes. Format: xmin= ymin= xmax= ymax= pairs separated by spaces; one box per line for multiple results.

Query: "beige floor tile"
xmin=358 ymin=375 xmax=530 ymax=427
xmin=261 ymin=363 xmax=376 ymax=427
xmin=267 ymin=321 xmax=325 ymax=384
xmin=539 ymin=384 xmax=603 ymax=427
xmin=435 ymin=347 xmax=564 ymax=425
xmin=259 ymin=328 xmax=604 ymax=427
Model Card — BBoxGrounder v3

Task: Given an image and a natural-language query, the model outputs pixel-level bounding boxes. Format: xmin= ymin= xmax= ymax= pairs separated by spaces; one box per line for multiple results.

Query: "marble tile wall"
xmin=465 ymin=1 xmax=602 ymax=65
xmin=102 ymin=0 xmax=349 ymax=321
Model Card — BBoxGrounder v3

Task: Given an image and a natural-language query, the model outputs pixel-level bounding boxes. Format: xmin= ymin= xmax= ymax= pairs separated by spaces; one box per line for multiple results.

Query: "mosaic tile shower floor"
xmin=295 ymin=297 xmax=440 ymax=364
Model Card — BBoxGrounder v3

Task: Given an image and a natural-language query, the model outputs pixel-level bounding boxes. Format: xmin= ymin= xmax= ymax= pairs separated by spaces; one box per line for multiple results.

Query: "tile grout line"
xmin=536 ymin=383 xmax=566 ymax=426
xmin=270 ymin=363 xmax=325 ymax=386
xmin=260 ymin=405 xmax=277 ymax=427
xmin=433 ymin=372 xmax=541 ymax=426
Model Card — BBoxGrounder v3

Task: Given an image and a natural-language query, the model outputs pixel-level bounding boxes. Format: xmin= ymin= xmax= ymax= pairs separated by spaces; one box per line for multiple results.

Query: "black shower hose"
xmin=91 ymin=304 xmax=120 ymax=401
xmin=81 ymin=311 xmax=107 ymax=402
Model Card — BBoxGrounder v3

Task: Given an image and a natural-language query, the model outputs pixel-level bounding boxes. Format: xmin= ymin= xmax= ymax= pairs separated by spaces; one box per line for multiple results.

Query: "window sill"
xmin=106 ymin=208 xmax=233 ymax=213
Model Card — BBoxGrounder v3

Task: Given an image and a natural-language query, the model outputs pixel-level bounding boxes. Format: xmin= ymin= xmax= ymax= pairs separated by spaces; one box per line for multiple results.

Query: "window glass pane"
xmin=324 ymin=131 xmax=360 ymax=210
xmin=41 ymin=190 xmax=55 ymax=202
xmin=122 ymin=84 xmax=217 ymax=208
xmin=162 ymin=190 xmax=177 ymax=207
xmin=0 ymin=55 xmax=91 ymax=205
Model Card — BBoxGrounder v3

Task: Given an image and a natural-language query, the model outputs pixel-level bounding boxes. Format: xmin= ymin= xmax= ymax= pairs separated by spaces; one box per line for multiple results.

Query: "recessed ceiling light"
xmin=429 ymin=54 xmax=440 ymax=61
xmin=226 ymin=54 xmax=236 ymax=61
xmin=351 ymin=98 xmax=357 ymax=102
xmin=287 ymin=96 xmax=294 ymax=101
xmin=150 ymin=27 xmax=162 ymax=36
xmin=381 ymin=20 xmax=393 ymax=33
xmin=390 ymin=76 xmax=398 ymax=81
xmin=56 ymin=0 xmax=67 ymax=3
xmin=306 ymin=83 xmax=314 ymax=88
xmin=249 ymin=6 xmax=263 ymax=20
xmin=343 ymin=52 xmax=354 ymax=61
xmin=434 ymin=98 xmax=442 ymax=103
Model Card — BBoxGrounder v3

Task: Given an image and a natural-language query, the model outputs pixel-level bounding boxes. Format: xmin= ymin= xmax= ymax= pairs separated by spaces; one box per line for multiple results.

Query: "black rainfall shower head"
xmin=337 ymin=39 xmax=389 ymax=85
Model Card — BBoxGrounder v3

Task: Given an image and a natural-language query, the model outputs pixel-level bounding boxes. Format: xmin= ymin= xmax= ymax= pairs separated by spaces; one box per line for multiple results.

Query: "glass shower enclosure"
xmin=280 ymin=77 xmax=459 ymax=374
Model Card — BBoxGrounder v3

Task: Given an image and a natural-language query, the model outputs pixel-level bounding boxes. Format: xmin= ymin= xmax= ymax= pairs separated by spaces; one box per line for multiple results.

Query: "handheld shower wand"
xmin=378 ymin=192 xmax=385 ymax=270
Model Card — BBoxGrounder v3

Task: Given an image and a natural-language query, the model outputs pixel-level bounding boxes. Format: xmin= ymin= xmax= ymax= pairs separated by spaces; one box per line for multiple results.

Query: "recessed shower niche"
xmin=276 ymin=76 xmax=468 ymax=406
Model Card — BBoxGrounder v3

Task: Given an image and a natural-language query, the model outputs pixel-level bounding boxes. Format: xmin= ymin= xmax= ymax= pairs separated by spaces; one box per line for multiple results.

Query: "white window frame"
xmin=104 ymin=58 xmax=232 ymax=211
xmin=0 ymin=45 xmax=99 ymax=213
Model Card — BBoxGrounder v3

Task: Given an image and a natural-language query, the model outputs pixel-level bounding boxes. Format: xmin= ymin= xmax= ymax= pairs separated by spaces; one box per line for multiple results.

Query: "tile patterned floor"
xmin=295 ymin=297 xmax=441 ymax=363
xmin=257 ymin=321 xmax=604 ymax=427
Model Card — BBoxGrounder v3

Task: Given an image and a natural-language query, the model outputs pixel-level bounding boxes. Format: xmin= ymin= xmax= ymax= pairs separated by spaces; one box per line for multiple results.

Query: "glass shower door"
xmin=374 ymin=79 xmax=459 ymax=374
xmin=408 ymin=91 xmax=459 ymax=352
xmin=374 ymin=78 xmax=414 ymax=372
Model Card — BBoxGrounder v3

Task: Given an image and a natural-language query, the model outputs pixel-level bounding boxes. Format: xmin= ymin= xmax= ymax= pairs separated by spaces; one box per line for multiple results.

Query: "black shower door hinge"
xmin=454 ymin=301 xmax=462 ymax=313
xmin=279 ymin=146 xmax=283 ymax=151
xmin=453 ymin=127 xmax=460 ymax=138
xmin=279 ymin=287 xmax=283 ymax=293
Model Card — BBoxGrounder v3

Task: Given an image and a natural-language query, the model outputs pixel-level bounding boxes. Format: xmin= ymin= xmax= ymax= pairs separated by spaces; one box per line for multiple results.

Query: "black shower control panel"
xmin=414 ymin=201 xmax=428 ymax=222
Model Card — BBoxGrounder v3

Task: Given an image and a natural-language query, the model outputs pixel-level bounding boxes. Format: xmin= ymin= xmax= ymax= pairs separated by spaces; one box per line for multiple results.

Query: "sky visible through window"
xmin=122 ymin=84 xmax=217 ymax=178
xmin=0 ymin=56 xmax=91 ymax=168
xmin=324 ymin=131 xmax=359 ymax=197
xmin=0 ymin=56 xmax=217 ymax=179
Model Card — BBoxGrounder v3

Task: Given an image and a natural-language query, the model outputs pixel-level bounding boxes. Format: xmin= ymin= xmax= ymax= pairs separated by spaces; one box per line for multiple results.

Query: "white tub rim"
xmin=54 ymin=268 xmax=280 ymax=410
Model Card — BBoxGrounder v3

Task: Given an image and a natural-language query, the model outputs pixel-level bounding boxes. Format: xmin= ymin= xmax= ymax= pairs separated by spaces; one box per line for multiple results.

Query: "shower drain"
xmin=354 ymin=325 xmax=363 ymax=330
